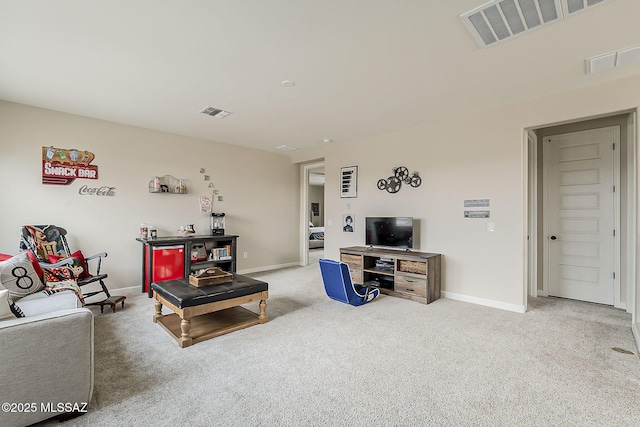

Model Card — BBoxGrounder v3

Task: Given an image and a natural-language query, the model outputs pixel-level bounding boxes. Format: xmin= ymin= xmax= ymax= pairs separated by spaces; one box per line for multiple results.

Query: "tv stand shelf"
xmin=340 ymin=246 xmax=441 ymax=304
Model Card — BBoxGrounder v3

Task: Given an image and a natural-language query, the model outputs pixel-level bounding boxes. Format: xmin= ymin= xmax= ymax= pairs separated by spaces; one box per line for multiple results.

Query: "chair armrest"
xmin=84 ymin=252 xmax=107 ymax=275
xmin=38 ymin=258 xmax=74 ymax=269
xmin=84 ymin=252 xmax=107 ymax=261
xmin=0 ymin=308 xmax=94 ymax=426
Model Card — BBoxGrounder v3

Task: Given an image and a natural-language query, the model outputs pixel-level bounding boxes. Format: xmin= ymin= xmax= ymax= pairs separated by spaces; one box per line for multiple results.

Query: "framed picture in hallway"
xmin=340 ymin=166 xmax=358 ymax=198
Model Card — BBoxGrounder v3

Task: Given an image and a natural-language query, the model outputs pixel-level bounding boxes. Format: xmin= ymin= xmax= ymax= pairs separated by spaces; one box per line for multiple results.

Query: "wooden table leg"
xmin=259 ymin=299 xmax=268 ymax=323
xmin=179 ymin=318 xmax=193 ymax=348
xmin=153 ymin=301 xmax=163 ymax=323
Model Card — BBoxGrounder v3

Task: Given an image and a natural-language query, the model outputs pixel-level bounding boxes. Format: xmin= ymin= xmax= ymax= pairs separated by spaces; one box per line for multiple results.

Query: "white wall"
xmin=294 ymin=74 xmax=640 ymax=313
xmin=0 ymin=101 xmax=300 ymax=294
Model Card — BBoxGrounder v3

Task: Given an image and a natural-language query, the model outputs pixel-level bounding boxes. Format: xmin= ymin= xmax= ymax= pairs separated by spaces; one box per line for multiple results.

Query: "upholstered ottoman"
xmin=151 ymin=275 xmax=268 ymax=348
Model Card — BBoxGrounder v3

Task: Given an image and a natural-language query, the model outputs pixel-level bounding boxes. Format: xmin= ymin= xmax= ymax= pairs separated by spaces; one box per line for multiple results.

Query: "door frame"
xmin=300 ymin=160 xmax=325 ymax=266
xmin=524 ymin=111 xmax=637 ymax=315
xmin=541 ymin=126 xmax=621 ymax=306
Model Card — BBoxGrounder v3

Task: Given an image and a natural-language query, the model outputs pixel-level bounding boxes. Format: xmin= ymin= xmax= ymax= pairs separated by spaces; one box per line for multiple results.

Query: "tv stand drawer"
xmin=394 ymin=274 xmax=427 ymax=297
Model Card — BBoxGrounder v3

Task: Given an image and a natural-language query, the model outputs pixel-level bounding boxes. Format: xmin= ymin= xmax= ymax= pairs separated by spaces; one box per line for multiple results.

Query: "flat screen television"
xmin=365 ymin=217 xmax=413 ymax=249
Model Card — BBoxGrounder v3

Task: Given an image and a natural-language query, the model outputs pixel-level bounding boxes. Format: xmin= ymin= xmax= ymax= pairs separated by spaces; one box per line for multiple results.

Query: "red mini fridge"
xmin=144 ymin=245 xmax=185 ymax=293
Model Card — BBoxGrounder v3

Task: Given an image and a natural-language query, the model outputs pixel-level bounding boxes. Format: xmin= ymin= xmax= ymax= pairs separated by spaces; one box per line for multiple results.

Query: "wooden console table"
xmin=340 ymin=246 xmax=441 ymax=304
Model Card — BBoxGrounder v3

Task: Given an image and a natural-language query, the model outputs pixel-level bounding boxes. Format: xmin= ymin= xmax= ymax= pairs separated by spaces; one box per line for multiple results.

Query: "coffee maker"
xmin=210 ymin=213 xmax=225 ymax=235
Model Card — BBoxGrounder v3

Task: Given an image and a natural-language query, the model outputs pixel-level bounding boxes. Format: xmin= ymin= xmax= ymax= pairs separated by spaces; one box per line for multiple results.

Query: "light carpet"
xmin=37 ymin=259 xmax=640 ymax=426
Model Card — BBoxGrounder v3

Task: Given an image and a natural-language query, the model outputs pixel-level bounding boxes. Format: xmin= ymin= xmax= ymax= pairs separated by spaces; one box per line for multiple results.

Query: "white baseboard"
xmin=238 ymin=262 xmax=300 ymax=275
xmin=633 ymin=322 xmax=640 ymax=353
xmin=104 ymin=285 xmax=140 ymax=297
xmin=442 ymin=291 xmax=526 ymax=314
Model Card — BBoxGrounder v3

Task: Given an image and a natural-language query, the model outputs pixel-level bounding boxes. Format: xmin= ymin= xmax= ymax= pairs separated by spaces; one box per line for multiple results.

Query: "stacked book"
xmin=210 ymin=245 xmax=233 ymax=260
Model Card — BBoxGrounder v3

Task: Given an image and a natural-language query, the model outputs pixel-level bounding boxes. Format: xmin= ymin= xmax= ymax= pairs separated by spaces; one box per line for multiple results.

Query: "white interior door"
xmin=545 ymin=127 xmax=619 ymax=305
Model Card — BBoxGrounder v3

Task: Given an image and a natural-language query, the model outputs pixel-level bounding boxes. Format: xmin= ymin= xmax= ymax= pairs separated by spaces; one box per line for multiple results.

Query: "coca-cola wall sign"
xmin=79 ymin=185 xmax=116 ymax=196
xmin=42 ymin=146 xmax=99 ymax=185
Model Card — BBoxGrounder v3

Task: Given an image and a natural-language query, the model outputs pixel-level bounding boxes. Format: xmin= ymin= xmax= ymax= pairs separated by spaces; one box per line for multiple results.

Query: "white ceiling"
xmin=1 ymin=0 xmax=639 ymax=155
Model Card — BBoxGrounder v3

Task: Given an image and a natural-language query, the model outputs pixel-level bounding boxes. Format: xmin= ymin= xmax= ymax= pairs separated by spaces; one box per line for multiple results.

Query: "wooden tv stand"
xmin=340 ymin=246 xmax=441 ymax=304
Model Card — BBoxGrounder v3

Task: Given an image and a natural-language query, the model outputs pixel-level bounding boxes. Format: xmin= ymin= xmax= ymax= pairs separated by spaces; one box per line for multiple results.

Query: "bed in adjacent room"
xmin=309 ymin=222 xmax=324 ymax=249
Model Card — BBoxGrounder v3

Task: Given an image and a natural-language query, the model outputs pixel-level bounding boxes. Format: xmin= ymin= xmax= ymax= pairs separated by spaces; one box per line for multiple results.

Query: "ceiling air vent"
xmin=276 ymin=145 xmax=299 ymax=152
xmin=199 ymin=106 xmax=232 ymax=118
xmin=461 ymin=0 xmax=616 ymax=48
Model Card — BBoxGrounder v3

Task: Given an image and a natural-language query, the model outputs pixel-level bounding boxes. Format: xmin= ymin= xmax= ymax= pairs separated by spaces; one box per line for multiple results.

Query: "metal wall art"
xmin=377 ymin=166 xmax=421 ymax=194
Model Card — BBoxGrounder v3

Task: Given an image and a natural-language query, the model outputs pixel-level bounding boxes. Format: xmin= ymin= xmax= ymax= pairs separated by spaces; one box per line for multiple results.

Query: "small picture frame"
xmin=343 ymin=214 xmax=354 ymax=232
xmin=340 ymin=166 xmax=358 ymax=198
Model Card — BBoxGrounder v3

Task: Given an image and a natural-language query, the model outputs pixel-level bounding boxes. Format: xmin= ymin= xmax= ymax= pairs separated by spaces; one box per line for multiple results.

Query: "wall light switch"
xmin=487 ymin=222 xmax=495 ymax=232
xmin=328 ymin=219 xmax=332 ymax=226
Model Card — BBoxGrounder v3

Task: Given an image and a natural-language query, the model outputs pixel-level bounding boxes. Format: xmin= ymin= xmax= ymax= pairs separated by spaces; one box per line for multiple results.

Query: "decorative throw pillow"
xmin=0 ymin=252 xmax=45 ymax=301
xmin=48 ymin=249 xmax=89 ymax=279
xmin=0 ymin=289 xmax=15 ymax=320
xmin=25 ymin=250 xmax=44 ymax=280
xmin=1 ymin=251 xmax=44 ymax=280
xmin=0 ymin=285 xmax=25 ymax=320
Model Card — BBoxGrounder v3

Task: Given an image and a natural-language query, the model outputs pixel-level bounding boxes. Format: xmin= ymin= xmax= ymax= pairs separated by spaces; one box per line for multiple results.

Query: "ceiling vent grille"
xmin=461 ymin=0 xmax=615 ymax=48
xmin=199 ymin=106 xmax=232 ymax=118
xmin=276 ymin=144 xmax=299 ymax=151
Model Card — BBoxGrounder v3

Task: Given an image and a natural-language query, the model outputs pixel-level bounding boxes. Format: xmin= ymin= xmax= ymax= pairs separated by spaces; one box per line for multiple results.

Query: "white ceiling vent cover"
xmin=199 ymin=106 xmax=232 ymax=118
xmin=276 ymin=144 xmax=299 ymax=151
xmin=461 ymin=0 xmax=615 ymax=48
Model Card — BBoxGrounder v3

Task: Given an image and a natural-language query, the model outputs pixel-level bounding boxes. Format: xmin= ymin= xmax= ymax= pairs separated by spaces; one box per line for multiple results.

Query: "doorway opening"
xmin=526 ymin=111 xmax=636 ymax=313
xmin=300 ymin=161 xmax=325 ymax=266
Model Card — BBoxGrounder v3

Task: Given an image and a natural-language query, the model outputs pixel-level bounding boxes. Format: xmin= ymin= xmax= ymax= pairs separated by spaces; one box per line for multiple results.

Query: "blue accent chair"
xmin=319 ymin=259 xmax=380 ymax=306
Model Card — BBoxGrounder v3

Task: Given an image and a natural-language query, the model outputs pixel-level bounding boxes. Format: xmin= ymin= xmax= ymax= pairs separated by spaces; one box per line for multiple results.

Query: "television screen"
xmin=365 ymin=217 xmax=413 ymax=249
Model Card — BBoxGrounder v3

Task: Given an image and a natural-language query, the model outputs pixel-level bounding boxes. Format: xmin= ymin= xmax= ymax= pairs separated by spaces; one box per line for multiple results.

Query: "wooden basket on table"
xmin=189 ymin=267 xmax=233 ymax=287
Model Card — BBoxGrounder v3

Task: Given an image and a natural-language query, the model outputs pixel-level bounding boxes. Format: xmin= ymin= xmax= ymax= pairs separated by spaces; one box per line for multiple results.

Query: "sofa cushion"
xmin=15 ymin=290 xmax=79 ymax=317
xmin=0 ymin=252 xmax=44 ymax=301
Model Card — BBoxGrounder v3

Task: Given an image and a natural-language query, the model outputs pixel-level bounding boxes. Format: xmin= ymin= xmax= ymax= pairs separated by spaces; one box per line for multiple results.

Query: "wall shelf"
xmin=149 ymin=175 xmax=187 ymax=194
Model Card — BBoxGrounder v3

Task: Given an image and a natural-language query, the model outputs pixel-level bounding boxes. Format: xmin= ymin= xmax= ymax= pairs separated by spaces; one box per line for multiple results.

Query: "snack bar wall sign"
xmin=42 ymin=146 xmax=99 ymax=185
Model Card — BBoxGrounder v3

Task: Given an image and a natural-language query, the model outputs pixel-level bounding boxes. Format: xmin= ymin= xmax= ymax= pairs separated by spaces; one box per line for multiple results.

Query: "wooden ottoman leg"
xmin=153 ymin=301 xmax=163 ymax=323
xmin=259 ymin=299 xmax=268 ymax=323
xmin=179 ymin=318 xmax=193 ymax=348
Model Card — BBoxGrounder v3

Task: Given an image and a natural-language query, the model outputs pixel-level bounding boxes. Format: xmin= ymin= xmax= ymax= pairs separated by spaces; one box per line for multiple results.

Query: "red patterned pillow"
xmin=48 ymin=250 xmax=89 ymax=279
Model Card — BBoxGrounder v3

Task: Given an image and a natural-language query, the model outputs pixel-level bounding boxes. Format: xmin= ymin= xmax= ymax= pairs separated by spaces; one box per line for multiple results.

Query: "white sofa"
xmin=0 ymin=291 xmax=94 ymax=427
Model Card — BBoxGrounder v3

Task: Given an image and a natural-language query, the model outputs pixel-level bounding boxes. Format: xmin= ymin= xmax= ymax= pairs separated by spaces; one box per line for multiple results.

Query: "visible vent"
xmin=276 ymin=144 xmax=299 ymax=151
xmin=199 ymin=106 xmax=232 ymax=118
xmin=586 ymin=44 xmax=640 ymax=74
xmin=461 ymin=0 xmax=616 ymax=48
